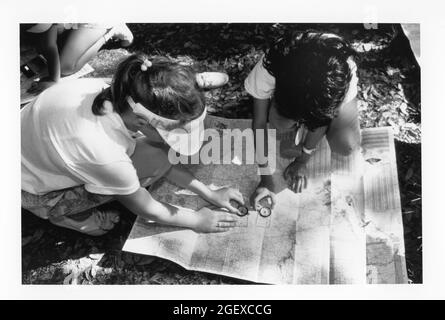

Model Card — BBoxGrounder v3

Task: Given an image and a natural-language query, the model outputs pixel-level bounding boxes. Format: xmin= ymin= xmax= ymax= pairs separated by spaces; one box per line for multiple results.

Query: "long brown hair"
xmin=92 ymin=53 xmax=204 ymax=122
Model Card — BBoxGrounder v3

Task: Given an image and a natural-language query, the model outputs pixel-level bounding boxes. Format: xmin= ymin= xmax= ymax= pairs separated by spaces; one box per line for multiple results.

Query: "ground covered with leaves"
xmin=22 ymin=23 xmax=421 ymax=284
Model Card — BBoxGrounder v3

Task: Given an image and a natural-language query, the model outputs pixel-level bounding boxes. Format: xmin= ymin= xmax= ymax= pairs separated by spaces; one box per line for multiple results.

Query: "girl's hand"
xmin=250 ymin=187 xmax=277 ymax=210
xmin=208 ymin=187 xmax=245 ymax=214
xmin=193 ymin=207 xmax=238 ymax=233
xmin=283 ymin=158 xmax=308 ymax=193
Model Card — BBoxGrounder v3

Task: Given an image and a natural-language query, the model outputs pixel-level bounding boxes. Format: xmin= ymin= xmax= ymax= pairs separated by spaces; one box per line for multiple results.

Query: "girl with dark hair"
xmin=21 ymin=53 xmax=243 ymax=235
xmin=245 ymin=31 xmax=361 ymax=206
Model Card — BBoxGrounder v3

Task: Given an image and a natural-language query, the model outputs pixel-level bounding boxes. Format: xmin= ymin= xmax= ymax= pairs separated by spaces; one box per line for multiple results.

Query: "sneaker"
xmin=196 ymin=72 xmax=229 ymax=89
xmin=105 ymin=24 xmax=134 ymax=47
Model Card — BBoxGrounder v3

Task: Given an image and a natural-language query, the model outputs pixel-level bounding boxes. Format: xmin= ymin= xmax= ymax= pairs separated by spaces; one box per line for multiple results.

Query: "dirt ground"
xmin=21 ymin=23 xmax=421 ymax=284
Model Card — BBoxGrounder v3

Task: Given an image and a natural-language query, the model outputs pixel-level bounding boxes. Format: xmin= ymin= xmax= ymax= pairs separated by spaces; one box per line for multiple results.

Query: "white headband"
xmin=127 ymin=96 xmax=207 ymax=155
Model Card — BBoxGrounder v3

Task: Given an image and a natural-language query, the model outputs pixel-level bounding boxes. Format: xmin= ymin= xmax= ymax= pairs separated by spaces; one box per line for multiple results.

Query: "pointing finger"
xmin=231 ymin=192 xmax=245 ymax=205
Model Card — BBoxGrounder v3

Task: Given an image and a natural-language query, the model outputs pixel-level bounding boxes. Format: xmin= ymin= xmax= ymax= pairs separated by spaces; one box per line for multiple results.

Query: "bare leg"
xmin=22 ymin=137 xmax=172 ymax=235
xmin=46 ymin=139 xmax=171 ymax=235
xmin=59 ymin=27 xmax=109 ymax=76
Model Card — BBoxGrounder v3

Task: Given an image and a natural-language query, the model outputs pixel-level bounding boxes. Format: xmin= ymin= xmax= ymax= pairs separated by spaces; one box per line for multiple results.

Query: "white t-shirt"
xmin=244 ymin=55 xmax=359 ymax=148
xmin=21 ymin=78 xmax=139 ymax=196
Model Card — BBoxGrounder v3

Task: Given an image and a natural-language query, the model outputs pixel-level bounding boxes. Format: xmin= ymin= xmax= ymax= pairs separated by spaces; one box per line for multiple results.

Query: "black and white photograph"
xmin=18 ymin=22 xmax=421 ymax=285
xmin=1 ymin=0 xmax=444 ymax=303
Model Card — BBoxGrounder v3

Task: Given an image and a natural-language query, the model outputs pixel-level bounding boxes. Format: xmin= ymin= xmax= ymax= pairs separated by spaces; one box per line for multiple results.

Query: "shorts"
xmin=22 ymin=141 xmax=172 ymax=220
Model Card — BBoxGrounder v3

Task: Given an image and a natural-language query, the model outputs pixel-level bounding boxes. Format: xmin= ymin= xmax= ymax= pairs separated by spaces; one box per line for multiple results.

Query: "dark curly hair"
xmin=263 ymin=31 xmax=356 ymax=130
xmin=92 ymin=53 xmax=204 ymax=122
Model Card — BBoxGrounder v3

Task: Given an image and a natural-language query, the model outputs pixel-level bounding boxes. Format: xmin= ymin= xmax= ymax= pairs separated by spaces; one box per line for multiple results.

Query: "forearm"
xmin=43 ymin=46 xmax=61 ymax=82
xmin=293 ymin=135 xmax=318 ymax=166
xmin=253 ymin=118 xmax=268 ymax=158
xmin=116 ymin=188 xmax=199 ymax=229
xmin=252 ymin=98 xmax=271 ymax=170
xmin=38 ymin=26 xmax=61 ymax=82
xmin=165 ymin=165 xmax=213 ymax=202
xmin=253 ymin=118 xmax=274 ymax=189
xmin=291 ymin=134 xmax=317 ymax=169
xmin=142 ymin=200 xmax=198 ymax=228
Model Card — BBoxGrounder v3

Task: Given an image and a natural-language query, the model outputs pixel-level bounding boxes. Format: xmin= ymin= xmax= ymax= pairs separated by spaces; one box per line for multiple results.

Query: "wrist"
xmin=202 ymin=188 xmax=216 ymax=204
xmin=166 ymin=204 xmax=199 ymax=230
xmin=188 ymin=211 xmax=202 ymax=231
xmin=302 ymin=145 xmax=316 ymax=155
xmin=294 ymin=152 xmax=311 ymax=164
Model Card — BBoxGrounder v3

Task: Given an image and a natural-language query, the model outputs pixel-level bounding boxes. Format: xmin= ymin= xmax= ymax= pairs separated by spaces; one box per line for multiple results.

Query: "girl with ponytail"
xmin=21 ymin=53 xmax=243 ymax=235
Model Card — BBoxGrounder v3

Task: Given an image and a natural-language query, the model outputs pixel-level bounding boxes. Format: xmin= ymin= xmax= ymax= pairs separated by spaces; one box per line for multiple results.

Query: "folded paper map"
xmin=123 ymin=116 xmax=407 ymax=284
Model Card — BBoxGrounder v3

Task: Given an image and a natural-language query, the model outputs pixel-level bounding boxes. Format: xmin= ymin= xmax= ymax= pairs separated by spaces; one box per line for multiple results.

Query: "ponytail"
xmin=91 ymin=87 xmax=112 ymax=115
xmin=91 ymin=53 xmax=204 ymax=121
